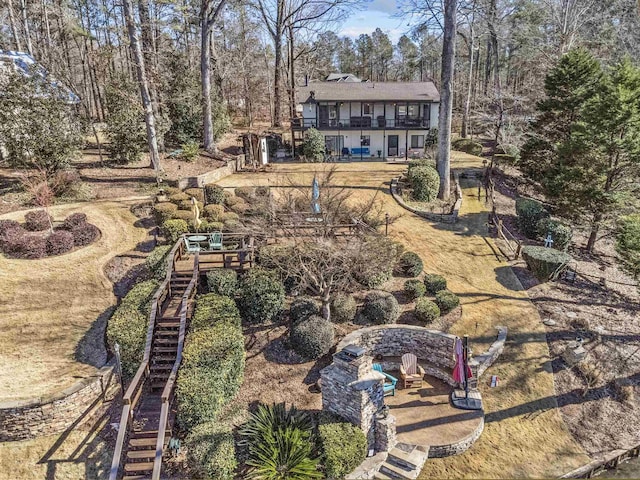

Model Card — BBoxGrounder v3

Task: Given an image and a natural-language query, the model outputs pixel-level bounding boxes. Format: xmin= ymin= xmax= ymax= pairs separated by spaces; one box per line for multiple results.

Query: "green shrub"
xmin=169 ymin=192 xmax=190 ymax=204
xmin=224 ymin=193 xmax=241 ymax=207
xmin=220 ymin=211 xmax=240 ymax=223
xmin=106 ymin=280 xmax=158 ymax=378
xmin=145 ymin=245 xmax=171 ymax=279
xmin=398 ymin=251 xmax=424 ymax=277
xmin=515 ymin=197 xmax=549 ymax=239
xmin=317 ymin=412 xmax=367 ymax=480
xmin=177 ymin=322 xmax=245 ymax=430
xmin=329 ymin=294 xmax=357 ymax=323
xmin=198 ymin=220 xmax=224 ymax=233
xmin=206 ymin=269 xmax=238 ymax=297
xmin=452 ymin=138 xmax=482 ymax=156
xmin=301 ymin=128 xmax=326 ymax=162
xmin=204 ymin=183 xmax=225 ymax=205
xmin=178 ymin=141 xmax=200 ymax=162
xmin=415 ymin=298 xmax=440 ymax=324
xmin=522 ymin=245 xmax=572 ymax=282
xmin=404 ymin=279 xmax=426 ymax=300
xmin=424 ymin=274 xmax=447 ymax=294
xmin=355 ymin=269 xmax=391 ymax=288
xmin=153 ymin=202 xmax=178 ymax=224
xmin=434 ymin=290 xmax=460 ymax=313
xmin=161 ymin=218 xmax=188 ymax=243
xmin=616 ymin=214 xmax=640 ymax=280
xmin=407 ymin=165 xmax=440 ymax=202
xmin=237 ymin=269 xmax=285 ymax=324
xmin=289 ymin=315 xmax=335 ymax=359
xmin=185 ymin=421 xmax=237 ymax=480
xmin=228 ymin=200 xmax=250 ymax=214
xmin=191 ymin=293 xmax=242 ymax=331
xmin=172 ymin=210 xmax=195 ymax=223
xmin=536 ymin=218 xmax=572 ymax=251
xmin=407 ymin=158 xmax=434 ymax=171
xmin=234 ymin=186 xmax=254 ymax=201
xmin=358 ymin=291 xmax=399 ymax=325
xmin=204 ymin=204 xmax=225 ymax=221
xmin=494 ymin=154 xmax=517 ymax=165
xmin=290 ymin=296 xmax=320 ymax=324
xmin=177 ymin=199 xmax=204 ymax=211
xmin=223 ymin=220 xmax=240 ymax=232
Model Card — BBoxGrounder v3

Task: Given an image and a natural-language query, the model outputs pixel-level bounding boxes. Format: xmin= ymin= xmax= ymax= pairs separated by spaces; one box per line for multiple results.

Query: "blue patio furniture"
xmin=373 ymin=363 xmax=397 ymax=396
xmin=208 ymin=232 xmax=223 ymax=250
xmin=183 ymin=237 xmax=201 ymax=255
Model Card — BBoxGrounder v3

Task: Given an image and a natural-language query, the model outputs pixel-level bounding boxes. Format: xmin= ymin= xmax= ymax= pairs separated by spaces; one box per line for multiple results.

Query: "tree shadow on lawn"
xmin=495 ymin=265 xmax=526 ymax=292
xmin=74 ymin=305 xmax=114 ymax=368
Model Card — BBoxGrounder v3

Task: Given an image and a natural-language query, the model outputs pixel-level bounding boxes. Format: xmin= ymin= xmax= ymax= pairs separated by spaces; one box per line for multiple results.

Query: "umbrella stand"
xmin=451 ymin=335 xmax=483 ymax=411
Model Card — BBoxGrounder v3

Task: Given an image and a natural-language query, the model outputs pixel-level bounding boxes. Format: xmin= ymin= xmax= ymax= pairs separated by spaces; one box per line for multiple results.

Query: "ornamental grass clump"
xmin=415 ymin=298 xmax=440 ymax=324
xmin=522 ymin=245 xmax=572 ymax=282
xmin=398 ymin=251 xmax=424 ymax=277
xmin=329 ymin=293 xmax=357 ymax=323
xmin=434 ymin=290 xmax=460 ymax=313
xmin=206 ymin=269 xmax=238 ymax=297
xmin=404 ymin=279 xmax=426 ymax=300
xmin=358 ymin=290 xmax=399 ymax=325
xmin=290 ymin=315 xmax=335 ymax=359
xmin=424 ymin=274 xmax=447 ymax=294
xmin=317 ymin=413 xmax=367 ymax=480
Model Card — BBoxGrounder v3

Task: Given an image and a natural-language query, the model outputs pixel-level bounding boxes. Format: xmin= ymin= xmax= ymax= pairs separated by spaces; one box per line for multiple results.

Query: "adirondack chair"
xmin=183 ymin=237 xmax=201 ymax=256
xmin=400 ymin=353 xmax=425 ymax=389
xmin=373 ymin=363 xmax=398 ymax=396
xmin=208 ymin=232 xmax=223 ymax=250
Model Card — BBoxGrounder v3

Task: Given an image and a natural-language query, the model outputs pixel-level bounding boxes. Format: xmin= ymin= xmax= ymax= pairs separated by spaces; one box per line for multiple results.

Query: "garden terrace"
xmin=173 ymin=233 xmax=256 ymax=272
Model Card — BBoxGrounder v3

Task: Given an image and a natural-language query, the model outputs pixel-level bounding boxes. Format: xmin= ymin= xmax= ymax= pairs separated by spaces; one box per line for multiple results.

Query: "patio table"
xmin=187 ymin=235 xmax=207 ymax=243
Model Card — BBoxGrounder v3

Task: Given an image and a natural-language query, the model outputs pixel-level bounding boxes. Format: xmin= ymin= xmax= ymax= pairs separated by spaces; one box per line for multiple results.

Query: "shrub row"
xmin=145 ymin=245 xmax=172 ymax=279
xmin=522 ymin=245 xmax=572 ymax=282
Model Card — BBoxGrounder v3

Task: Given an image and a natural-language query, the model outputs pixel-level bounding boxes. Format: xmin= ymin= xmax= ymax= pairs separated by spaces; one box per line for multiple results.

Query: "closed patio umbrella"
xmin=452 ymin=337 xmax=472 ymax=387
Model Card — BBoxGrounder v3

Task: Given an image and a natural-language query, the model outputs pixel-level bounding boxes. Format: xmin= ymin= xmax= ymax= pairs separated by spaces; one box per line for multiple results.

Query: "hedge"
xmin=398 ymin=251 xmax=423 ymax=277
xmin=415 ymin=298 xmax=440 ymax=324
xmin=434 ymin=290 xmax=460 ymax=313
xmin=191 ymin=293 xmax=242 ymax=331
xmin=46 ymin=230 xmax=75 ymax=256
xmin=317 ymin=412 xmax=367 ymax=480
xmin=536 ymin=218 xmax=572 ymax=251
xmin=185 ymin=421 xmax=237 ymax=480
xmin=522 ymin=245 xmax=572 ymax=282
xmin=106 ymin=280 xmax=158 ymax=378
xmin=290 ymin=315 xmax=335 ymax=359
xmin=290 ymin=296 xmax=320 ymax=324
xmin=162 ymin=219 xmax=189 ymax=243
xmin=236 ymin=269 xmax=285 ymax=324
xmin=404 ymin=279 xmax=426 ymax=300
xmin=424 ymin=274 xmax=447 ymax=294
xmin=515 ymin=198 xmax=549 ymax=239
xmin=145 ymin=245 xmax=172 ymax=279
xmin=358 ymin=291 xmax=399 ymax=325
xmin=329 ymin=293 xmax=357 ymax=323
xmin=452 ymin=138 xmax=482 ymax=156
xmin=206 ymin=269 xmax=238 ymax=297
xmin=407 ymin=165 xmax=440 ymax=202
xmin=24 ymin=210 xmax=51 ymax=231
xmin=204 ymin=183 xmax=225 ymax=205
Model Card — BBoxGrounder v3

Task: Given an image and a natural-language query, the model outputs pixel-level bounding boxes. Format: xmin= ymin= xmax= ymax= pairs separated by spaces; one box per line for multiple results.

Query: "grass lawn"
xmin=218 ymin=156 xmax=590 ymax=478
xmin=0 ymin=200 xmax=148 ymax=402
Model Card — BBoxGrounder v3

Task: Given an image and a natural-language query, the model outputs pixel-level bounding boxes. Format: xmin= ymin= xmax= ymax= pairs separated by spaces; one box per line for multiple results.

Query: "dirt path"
xmin=219 ymin=157 xmax=589 ymax=478
xmin=0 ymin=200 xmax=149 ymax=402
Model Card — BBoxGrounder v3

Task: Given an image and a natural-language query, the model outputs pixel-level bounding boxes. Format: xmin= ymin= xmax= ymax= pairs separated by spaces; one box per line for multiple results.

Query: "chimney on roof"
xmin=304 ymin=74 xmax=309 ymax=87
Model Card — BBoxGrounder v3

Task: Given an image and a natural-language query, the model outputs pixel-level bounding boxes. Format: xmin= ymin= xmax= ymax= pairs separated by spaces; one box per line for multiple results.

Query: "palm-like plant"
xmin=240 ymin=403 xmax=321 ymax=480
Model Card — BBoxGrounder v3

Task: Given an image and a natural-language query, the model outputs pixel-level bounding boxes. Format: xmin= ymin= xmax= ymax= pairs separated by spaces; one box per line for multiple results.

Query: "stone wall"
xmin=337 ymin=325 xmax=458 ymax=385
xmin=474 ymin=326 xmax=507 ymax=377
xmin=177 ymin=157 xmax=241 ymax=189
xmin=0 ymin=364 xmax=117 ymax=441
xmin=428 ymin=416 xmax=485 ymax=458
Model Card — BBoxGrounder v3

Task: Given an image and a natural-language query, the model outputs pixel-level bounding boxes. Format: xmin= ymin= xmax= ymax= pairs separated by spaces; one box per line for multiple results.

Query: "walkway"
xmin=218 ymin=157 xmax=589 ymax=478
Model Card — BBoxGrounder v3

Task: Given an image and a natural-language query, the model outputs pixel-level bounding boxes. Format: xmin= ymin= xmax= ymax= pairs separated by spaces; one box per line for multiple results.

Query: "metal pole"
xmin=463 ymin=335 xmax=469 ymax=399
xmin=385 ymin=213 xmax=389 ymax=236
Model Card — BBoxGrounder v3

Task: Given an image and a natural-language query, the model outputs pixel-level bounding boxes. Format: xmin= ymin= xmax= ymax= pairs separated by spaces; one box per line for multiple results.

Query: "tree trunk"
xmin=461 ymin=2 xmax=476 ymax=139
xmin=586 ymin=213 xmax=601 ymax=253
xmin=201 ymin=16 xmax=215 ymax=152
xmin=437 ymin=0 xmax=457 ymax=200
xmin=7 ymin=0 xmax=23 ymax=51
xmin=273 ymin=30 xmax=283 ymax=127
xmin=122 ymin=0 xmax=161 ymax=173
xmin=321 ymin=291 xmax=331 ymax=321
xmin=19 ymin=0 xmax=34 ymax=56
xmin=288 ymin=24 xmax=296 ymax=121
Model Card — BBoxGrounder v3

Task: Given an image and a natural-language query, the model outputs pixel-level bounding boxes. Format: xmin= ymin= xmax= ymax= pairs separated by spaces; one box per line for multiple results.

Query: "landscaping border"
xmin=0 ymin=362 xmax=117 ymax=441
xmin=390 ymin=171 xmax=462 ymax=223
xmin=177 ymin=156 xmax=243 ymax=189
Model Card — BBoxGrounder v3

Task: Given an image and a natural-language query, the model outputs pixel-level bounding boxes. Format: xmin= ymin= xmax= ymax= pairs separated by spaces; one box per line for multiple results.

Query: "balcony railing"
xmin=291 ymin=117 xmax=430 ymax=130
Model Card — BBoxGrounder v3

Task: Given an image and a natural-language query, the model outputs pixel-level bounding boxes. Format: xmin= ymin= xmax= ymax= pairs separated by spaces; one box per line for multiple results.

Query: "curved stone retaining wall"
xmin=428 ymin=416 xmax=485 ymax=458
xmin=390 ymin=171 xmax=462 ymax=223
xmin=0 ymin=363 xmax=116 ymax=441
xmin=337 ymin=325 xmax=458 ymax=385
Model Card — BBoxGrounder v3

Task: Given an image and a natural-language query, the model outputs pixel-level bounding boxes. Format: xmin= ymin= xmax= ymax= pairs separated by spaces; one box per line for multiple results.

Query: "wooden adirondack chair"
xmin=208 ymin=232 xmax=223 ymax=250
xmin=373 ymin=363 xmax=398 ymax=396
xmin=400 ymin=353 xmax=425 ymax=388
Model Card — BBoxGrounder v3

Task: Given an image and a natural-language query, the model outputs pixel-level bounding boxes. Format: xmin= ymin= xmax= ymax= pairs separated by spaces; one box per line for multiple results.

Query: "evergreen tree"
xmin=616 ymin=214 xmax=640 ymax=281
xmin=301 ymin=128 xmax=325 ymax=162
xmin=105 ymin=75 xmax=146 ymax=164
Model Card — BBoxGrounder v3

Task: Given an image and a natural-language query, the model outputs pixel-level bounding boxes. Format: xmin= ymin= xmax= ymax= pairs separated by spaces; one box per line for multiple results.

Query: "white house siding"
xmin=320 ymin=129 xmax=432 ymax=159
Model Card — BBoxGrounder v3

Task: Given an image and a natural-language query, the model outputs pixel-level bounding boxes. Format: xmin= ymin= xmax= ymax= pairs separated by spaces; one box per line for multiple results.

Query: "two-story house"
xmin=292 ymin=80 xmax=439 ymax=160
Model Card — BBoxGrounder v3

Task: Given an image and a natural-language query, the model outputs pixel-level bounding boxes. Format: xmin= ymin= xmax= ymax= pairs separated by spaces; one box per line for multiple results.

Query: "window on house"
xmin=408 ymin=104 xmax=419 ymax=118
xmin=361 ymin=135 xmax=370 ymax=146
xmin=411 ymin=135 xmax=424 ymax=149
xmin=397 ymin=105 xmax=407 ymax=117
xmin=363 ymin=103 xmax=372 ymax=115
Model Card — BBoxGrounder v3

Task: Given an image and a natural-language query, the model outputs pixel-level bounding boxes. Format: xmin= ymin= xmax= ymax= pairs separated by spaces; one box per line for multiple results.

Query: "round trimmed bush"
xmin=536 ymin=218 xmax=572 ymax=251
xmin=356 ymin=269 xmax=392 ymax=289
xmin=290 ymin=315 xmax=335 ymax=359
xmin=185 ymin=421 xmax=237 ymax=480
xmin=237 ymin=269 xmax=285 ymax=324
xmin=452 ymin=138 xmax=482 ymax=156
xmin=153 ymin=202 xmax=178 ymax=224
xmin=172 ymin=210 xmax=195 ymax=222
xmin=404 ymin=279 xmax=426 ymax=300
xmin=61 ymin=212 xmax=87 ymax=230
xmin=424 ymin=274 xmax=447 ymax=294
xmin=228 ymin=200 xmax=250 ymax=214
xmin=191 ymin=293 xmax=242 ymax=331
xmin=318 ymin=412 xmax=367 ymax=480
xmin=515 ymin=198 xmax=549 ymax=239
xmin=204 ymin=183 xmax=225 ymax=205
xmin=46 ymin=230 xmax=75 ymax=256
xmin=0 ymin=220 xmax=21 ymax=236
xmin=169 ymin=192 xmax=190 ymax=204
xmin=330 ymin=293 xmax=357 ymax=323
xmin=359 ymin=291 xmax=399 ymax=325
xmin=204 ymin=204 xmax=225 ymax=221
xmin=415 ymin=298 xmax=440 ymax=324
xmin=16 ymin=235 xmax=47 ymax=259
xmin=224 ymin=193 xmax=241 ymax=207
xmin=0 ymin=224 xmax=26 ymax=255
xmin=206 ymin=269 xmax=238 ymax=297
xmin=398 ymin=251 xmax=423 ymax=277
xmin=223 ymin=219 xmax=240 ymax=232
xmin=522 ymin=245 xmax=572 ymax=282
xmin=290 ymin=296 xmax=320 ymax=324
xmin=71 ymin=223 xmax=100 ymax=246
xmin=220 ymin=211 xmax=239 ymax=223
xmin=24 ymin=210 xmax=51 ymax=231
xmin=435 ymin=290 xmax=460 ymax=313
xmin=161 ymin=219 xmax=189 ymax=243
xmin=184 ymin=187 xmax=205 ymax=203
xmin=177 ymin=199 xmax=204 ymax=211
xmin=234 ymin=186 xmax=254 ymax=201
xmin=198 ymin=220 xmax=224 ymax=233
xmin=407 ymin=165 xmax=440 ymax=202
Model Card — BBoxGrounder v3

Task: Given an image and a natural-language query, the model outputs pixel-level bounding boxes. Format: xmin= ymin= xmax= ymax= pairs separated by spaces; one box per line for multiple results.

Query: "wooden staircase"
xmin=110 ymin=240 xmax=199 ymax=480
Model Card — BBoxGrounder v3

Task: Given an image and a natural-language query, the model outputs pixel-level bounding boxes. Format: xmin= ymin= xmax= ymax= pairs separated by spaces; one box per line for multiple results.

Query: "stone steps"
xmin=375 ymin=445 xmax=428 ymax=480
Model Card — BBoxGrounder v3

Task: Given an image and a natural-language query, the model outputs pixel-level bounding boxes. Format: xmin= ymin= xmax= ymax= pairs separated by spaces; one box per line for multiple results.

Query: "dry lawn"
xmin=217 ymin=156 xmax=590 ymax=478
xmin=0 ymin=200 xmax=148 ymax=401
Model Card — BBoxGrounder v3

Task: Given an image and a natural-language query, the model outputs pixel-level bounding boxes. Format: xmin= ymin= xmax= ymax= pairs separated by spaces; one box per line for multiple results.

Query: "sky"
xmin=338 ymin=0 xmax=412 ymax=43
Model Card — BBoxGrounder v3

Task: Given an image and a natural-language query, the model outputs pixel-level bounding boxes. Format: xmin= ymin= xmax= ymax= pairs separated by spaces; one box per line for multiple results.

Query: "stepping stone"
xmin=543 ymin=319 xmax=556 ymax=326
xmin=566 ymin=312 xmax=578 ymax=319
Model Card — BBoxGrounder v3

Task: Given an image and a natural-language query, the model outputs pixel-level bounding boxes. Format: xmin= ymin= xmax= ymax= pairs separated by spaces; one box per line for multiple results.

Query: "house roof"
xmin=325 ymin=73 xmax=362 ymax=82
xmin=297 ymin=81 xmax=439 ymax=103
